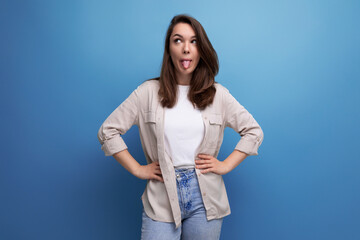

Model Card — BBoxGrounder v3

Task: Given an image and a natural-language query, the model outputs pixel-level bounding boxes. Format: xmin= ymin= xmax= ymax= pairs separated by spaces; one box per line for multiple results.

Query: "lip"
xmin=180 ymin=58 xmax=192 ymax=62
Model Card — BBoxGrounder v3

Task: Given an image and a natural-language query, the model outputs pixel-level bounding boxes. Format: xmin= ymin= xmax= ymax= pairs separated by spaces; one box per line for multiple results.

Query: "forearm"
xmin=112 ymin=149 xmax=141 ymax=176
xmin=223 ymin=150 xmax=248 ymax=173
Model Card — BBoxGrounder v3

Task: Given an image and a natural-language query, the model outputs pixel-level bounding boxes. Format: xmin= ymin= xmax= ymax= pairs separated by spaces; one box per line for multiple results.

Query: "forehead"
xmin=171 ymin=23 xmax=196 ymax=37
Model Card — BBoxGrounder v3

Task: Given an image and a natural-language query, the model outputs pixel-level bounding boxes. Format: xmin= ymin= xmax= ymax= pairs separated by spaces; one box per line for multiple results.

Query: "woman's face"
xmin=169 ymin=23 xmax=200 ymax=78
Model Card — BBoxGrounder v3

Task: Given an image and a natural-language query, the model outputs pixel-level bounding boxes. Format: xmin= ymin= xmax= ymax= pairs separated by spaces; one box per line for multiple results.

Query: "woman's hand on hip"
xmin=195 ymin=154 xmax=230 ymax=175
xmin=134 ymin=161 xmax=164 ymax=182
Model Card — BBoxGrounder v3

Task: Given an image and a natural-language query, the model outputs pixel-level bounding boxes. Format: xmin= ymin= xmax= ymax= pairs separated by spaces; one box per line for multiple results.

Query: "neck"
xmin=175 ymin=72 xmax=192 ymax=85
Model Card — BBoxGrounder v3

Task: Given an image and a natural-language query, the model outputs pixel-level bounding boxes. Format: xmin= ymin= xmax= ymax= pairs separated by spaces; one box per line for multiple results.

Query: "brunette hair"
xmin=153 ymin=14 xmax=219 ymax=110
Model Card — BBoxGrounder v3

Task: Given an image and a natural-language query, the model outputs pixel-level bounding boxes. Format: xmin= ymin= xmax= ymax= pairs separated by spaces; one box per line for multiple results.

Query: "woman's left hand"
xmin=195 ymin=154 xmax=230 ymax=175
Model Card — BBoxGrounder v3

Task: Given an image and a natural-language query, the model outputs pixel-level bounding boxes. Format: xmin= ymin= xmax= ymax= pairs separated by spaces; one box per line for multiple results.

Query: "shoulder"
xmin=141 ymin=78 xmax=160 ymax=88
xmin=214 ymin=82 xmax=230 ymax=93
xmin=213 ymin=82 xmax=240 ymax=106
xmin=136 ymin=79 xmax=160 ymax=91
xmin=214 ymin=82 xmax=231 ymax=100
xmin=131 ymin=79 xmax=160 ymax=106
xmin=133 ymin=79 xmax=160 ymax=97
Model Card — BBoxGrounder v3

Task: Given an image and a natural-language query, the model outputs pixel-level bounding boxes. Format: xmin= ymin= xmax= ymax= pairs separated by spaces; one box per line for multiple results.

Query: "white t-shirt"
xmin=164 ymin=85 xmax=205 ymax=168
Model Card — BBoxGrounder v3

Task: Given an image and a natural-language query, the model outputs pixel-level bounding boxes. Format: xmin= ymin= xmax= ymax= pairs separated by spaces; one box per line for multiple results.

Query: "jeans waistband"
xmin=174 ymin=167 xmax=195 ymax=173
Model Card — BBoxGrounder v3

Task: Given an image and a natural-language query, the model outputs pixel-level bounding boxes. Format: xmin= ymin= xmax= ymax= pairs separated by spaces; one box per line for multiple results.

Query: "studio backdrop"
xmin=1 ymin=0 xmax=359 ymax=239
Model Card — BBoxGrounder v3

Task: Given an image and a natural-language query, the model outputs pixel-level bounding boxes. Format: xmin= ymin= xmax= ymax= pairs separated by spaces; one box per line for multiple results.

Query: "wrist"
xmin=131 ymin=164 xmax=142 ymax=177
xmin=222 ymin=160 xmax=232 ymax=174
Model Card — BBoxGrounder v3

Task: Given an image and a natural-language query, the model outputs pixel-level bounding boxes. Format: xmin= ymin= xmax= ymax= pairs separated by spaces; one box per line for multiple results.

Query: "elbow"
xmin=256 ymin=126 xmax=264 ymax=146
xmin=97 ymin=125 xmax=105 ymax=145
xmin=259 ymin=127 xmax=264 ymax=143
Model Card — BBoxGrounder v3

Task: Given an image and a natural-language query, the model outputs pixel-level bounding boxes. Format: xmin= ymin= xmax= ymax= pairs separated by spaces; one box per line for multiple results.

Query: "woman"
xmin=97 ymin=14 xmax=264 ymax=240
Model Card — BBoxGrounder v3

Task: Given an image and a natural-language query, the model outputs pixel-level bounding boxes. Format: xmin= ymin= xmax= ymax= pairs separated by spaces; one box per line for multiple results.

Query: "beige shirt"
xmin=97 ymin=79 xmax=264 ymax=229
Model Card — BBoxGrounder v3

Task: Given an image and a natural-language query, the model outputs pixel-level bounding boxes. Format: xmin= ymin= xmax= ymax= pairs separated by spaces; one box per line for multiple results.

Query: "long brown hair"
xmin=154 ymin=14 xmax=219 ymax=110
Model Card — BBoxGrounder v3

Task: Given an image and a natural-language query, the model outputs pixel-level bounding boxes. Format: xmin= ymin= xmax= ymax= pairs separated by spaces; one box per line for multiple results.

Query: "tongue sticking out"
xmin=181 ymin=60 xmax=191 ymax=69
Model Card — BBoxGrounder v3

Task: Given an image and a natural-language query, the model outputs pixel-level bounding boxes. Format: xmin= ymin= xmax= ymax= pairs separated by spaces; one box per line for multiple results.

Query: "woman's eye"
xmin=173 ymin=39 xmax=196 ymax=44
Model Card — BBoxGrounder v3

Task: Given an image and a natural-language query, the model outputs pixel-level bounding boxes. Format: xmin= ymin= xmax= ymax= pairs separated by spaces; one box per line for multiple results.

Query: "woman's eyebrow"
xmin=172 ymin=34 xmax=196 ymax=39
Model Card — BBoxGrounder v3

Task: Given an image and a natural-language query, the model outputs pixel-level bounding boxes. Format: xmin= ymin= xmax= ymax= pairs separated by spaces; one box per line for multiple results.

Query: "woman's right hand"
xmin=134 ymin=161 xmax=164 ymax=182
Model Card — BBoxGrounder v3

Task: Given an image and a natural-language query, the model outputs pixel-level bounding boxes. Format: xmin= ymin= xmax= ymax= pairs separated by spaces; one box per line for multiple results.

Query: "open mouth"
xmin=180 ymin=60 xmax=192 ymax=69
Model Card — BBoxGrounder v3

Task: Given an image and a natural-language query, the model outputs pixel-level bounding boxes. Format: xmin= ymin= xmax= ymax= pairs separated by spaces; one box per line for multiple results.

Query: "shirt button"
xmin=203 ymin=192 xmax=206 ymax=196
xmin=165 ymin=178 xmax=168 ymax=181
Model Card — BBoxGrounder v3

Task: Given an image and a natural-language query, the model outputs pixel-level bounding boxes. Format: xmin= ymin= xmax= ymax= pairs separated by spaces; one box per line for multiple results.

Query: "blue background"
xmin=1 ymin=0 xmax=359 ymax=239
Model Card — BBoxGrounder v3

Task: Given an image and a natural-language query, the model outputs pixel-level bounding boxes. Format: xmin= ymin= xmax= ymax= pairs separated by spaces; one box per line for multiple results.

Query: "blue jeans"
xmin=141 ymin=168 xmax=223 ymax=240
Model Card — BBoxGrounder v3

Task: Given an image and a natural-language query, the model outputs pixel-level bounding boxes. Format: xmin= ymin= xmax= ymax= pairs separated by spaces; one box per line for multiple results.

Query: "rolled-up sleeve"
xmin=223 ymin=89 xmax=264 ymax=155
xmin=97 ymin=87 xmax=139 ymax=156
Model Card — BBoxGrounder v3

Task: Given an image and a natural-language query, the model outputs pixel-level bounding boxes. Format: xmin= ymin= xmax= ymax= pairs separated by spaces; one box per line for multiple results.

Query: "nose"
xmin=183 ymin=41 xmax=190 ymax=54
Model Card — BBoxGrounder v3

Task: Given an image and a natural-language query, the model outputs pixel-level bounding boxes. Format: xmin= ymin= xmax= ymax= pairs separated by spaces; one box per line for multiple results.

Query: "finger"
xmin=195 ymin=159 xmax=211 ymax=164
xmin=196 ymin=164 xmax=211 ymax=169
xmin=196 ymin=163 xmax=205 ymax=168
xmin=155 ymin=174 xmax=163 ymax=179
xmin=153 ymin=175 xmax=164 ymax=182
xmin=197 ymin=154 xmax=212 ymax=159
xmin=154 ymin=169 xmax=162 ymax=174
xmin=201 ymin=168 xmax=213 ymax=174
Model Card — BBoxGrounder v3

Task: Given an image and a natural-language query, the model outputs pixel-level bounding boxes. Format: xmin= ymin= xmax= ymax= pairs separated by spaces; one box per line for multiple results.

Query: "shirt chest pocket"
xmin=206 ymin=114 xmax=223 ymax=149
xmin=145 ymin=111 xmax=156 ymax=123
xmin=143 ymin=111 xmax=157 ymax=148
